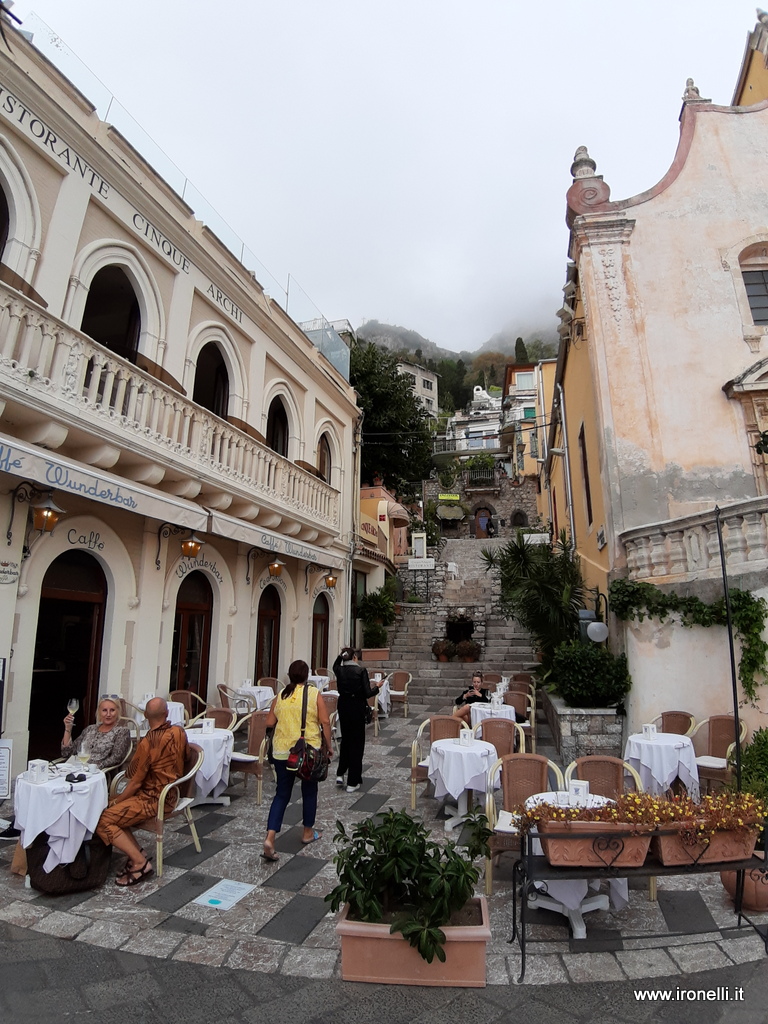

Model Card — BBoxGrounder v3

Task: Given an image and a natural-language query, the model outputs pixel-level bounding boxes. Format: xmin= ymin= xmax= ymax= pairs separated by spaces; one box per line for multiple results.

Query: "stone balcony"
xmin=618 ymin=497 xmax=768 ymax=584
xmin=0 ymin=284 xmax=339 ymax=543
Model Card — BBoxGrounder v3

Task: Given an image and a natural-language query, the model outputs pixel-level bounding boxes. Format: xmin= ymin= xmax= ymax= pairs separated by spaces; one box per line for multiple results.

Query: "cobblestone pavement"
xmin=1 ymin=703 xmax=767 ymax=1013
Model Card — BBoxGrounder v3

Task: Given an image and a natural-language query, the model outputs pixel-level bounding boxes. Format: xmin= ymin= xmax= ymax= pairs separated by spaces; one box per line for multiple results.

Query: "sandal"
xmin=115 ymin=859 xmax=153 ymax=887
xmin=115 ymin=847 xmax=146 ymax=879
xmin=261 ymin=846 xmax=279 ymax=862
xmin=302 ymin=830 xmax=322 ymax=845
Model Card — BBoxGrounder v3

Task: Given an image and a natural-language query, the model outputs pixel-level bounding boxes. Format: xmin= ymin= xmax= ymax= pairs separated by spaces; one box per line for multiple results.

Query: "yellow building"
xmin=545 ymin=11 xmax=768 ymax=736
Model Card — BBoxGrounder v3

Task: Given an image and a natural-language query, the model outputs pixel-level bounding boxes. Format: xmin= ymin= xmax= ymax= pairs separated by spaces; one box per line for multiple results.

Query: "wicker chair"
xmin=472 ymin=718 xmax=524 ymax=758
xmin=321 ymin=691 xmax=338 ymax=714
xmin=410 ymin=715 xmax=469 ymax=809
xmin=502 ymin=690 xmax=536 ymax=752
xmin=229 ymin=710 xmax=272 ymax=803
xmin=110 ymin=742 xmax=204 ymax=876
xmin=690 ymin=716 xmax=748 ymax=791
xmin=202 ymin=707 xmax=237 ymax=731
xmin=367 ymin=693 xmax=379 ymax=736
xmin=564 ymin=755 xmax=644 ymax=799
xmin=169 ymin=689 xmax=211 ymax=725
xmin=484 ymin=753 xmax=565 ymax=894
xmin=257 ymin=677 xmax=280 ymax=693
xmin=482 ymin=673 xmax=502 ymax=685
xmin=387 ymin=671 xmax=412 ymax=717
xmin=652 ymin=711 xmax=696 ymax=736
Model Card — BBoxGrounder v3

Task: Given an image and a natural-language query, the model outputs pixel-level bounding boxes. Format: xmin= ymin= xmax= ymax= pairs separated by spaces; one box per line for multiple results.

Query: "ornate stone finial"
xmin=682 ymin=77 xmax=711 ymax=103
xmin=570 ymin=146 xmax=597 ymax=180
xmin=758 ymin=9 xmax=768 ymax=28
xmin=566 ymin=146 xmax=611 ymax=226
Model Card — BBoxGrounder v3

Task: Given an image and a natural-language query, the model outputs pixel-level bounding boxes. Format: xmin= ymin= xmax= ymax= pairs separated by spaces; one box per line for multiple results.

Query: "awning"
xmin=0 ymin=431 xmax=207 ymax=530
xmin=387 ymin=501 xmax=410 ymax=527
xmin=207 ymin=510 xmax=346 ymax=570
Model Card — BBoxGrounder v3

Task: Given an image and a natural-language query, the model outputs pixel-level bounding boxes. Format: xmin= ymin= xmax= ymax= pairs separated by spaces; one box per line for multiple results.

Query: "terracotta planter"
xmin=437 ymin=654 xmax=450 ymax=662
xmin=653 ymin=823 xmax=758 ymax=866
xmin=459 ymin=657 xmax=476 ymax=663
xmin=539 ymin=820 xmax=652 ymax=869
xmin=336 ymin=897 xmax=490 ymax=987
xmin=721 ymin=851 xmax=768 ymax=912
xmin=361 ymin=648 xmax=390 ymax=661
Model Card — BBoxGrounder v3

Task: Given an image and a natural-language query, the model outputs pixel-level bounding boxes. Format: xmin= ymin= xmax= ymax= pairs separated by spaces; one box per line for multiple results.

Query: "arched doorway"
xmin=29 ymin=551 xmax=107 ymax=761
xmin=80 ymin=265 xmax=141 ymax=362
xmin=475 ymin=507 xmax=492 ymax=539
xmin=255 ymin=585 xmax=281 ymax=679
xmin=0 ymin=184 xmax=9 ymax=259
xmin=193 ymin=342 xmax=230 ymax=419
xmin=170 ymin=571 xmax=213 ymax=698
xmin=311 ymin=593 xmax=330 ymax=672
xmin=266 ymin=397 xmax=289 ymax=457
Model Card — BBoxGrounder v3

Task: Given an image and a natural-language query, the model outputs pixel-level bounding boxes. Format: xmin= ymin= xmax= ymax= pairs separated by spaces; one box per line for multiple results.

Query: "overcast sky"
xmin=8 ymin=2 xmax=758 ymax=353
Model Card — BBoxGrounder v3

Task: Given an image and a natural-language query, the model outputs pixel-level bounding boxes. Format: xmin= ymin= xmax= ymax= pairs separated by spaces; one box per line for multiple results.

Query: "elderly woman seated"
xmin=61 ymin=695 xmax=131 ymax=770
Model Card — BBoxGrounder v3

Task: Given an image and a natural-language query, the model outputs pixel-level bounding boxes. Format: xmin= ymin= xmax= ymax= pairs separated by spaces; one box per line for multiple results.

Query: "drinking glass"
xmin=77 ymin=744 xmax=90 ymax=766
xmin=66 ymin=698 xmax=79 ymax=716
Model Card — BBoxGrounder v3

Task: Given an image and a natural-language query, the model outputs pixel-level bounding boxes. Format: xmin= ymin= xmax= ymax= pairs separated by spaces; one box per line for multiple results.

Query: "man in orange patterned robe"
xmin=96 ymin=697 xmax=188 ymax=886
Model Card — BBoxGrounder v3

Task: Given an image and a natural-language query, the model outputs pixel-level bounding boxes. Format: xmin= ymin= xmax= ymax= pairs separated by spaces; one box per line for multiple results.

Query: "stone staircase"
xmin=374 ymin=538 xmax=536 ymax=708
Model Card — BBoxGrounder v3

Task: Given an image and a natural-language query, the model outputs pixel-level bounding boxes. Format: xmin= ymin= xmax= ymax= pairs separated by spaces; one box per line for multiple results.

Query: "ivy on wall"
xmin=608 ymin=578 xmax=768 ymax=704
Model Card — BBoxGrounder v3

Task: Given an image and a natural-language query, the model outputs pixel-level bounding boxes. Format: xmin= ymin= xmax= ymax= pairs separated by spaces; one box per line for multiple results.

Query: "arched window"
xmin=311 ymin=593 xmax=330 ymax=672
xmin=256 ymin=585 xmax=281 ymax=679
xmin=512 ymin=510 xmax=529 ymax=527
xmin=80 ymin=265 xmax=141 ymax=363
xmin=0 ymin=185 xmax=9 ymax=261
xmin=193 ymin=342 xmax=230 ymax=419
xmin=317 ymin=433 xmax=332 ymax=482
xmin=266 ymin=397 xmax=289 ymax=457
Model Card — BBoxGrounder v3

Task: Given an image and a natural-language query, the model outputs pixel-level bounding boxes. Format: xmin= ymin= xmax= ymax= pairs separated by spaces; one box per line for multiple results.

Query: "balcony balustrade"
xmin=0 ymin=284 xmax=339 ymax=531
xmin=619 ymin=497 xmax=768 ymax=582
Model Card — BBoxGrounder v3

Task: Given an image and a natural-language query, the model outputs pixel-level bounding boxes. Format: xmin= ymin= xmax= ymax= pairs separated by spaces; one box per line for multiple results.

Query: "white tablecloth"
xmin=428 ymin=738 xmax=497 ymax=801
xmin=370 ymin=675 xmax=390 ymax=714
xmin=624 ymin=733 xmax=699 ymax=797
xmin=136 ymin=700 xmax=185 ymax=733
xmin=526 ymin=791 xmax=629 ymax=911
xmin=14 ymin=770 xmax=108 ymax=872
xmin=470 ymin=703 xmax=517 ymax=728
xmin=308 ymin=675 xmax=330 ymax=690
xmin=235 ymin=685 xmax=275 ymax=710
xmin=185 ymin=728 xmax=234 ymax=801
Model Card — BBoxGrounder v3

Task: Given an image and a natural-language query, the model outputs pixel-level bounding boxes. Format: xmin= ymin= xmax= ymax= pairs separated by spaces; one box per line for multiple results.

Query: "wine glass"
xmin=77 ymin=744 xmax=90 ymax=767
xmin=66 ymin=697 xmax=79 ymax=716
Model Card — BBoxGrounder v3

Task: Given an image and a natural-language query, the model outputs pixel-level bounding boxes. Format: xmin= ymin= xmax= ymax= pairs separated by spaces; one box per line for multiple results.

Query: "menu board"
xmin=0 ymin=740 xmax=11 ymax=800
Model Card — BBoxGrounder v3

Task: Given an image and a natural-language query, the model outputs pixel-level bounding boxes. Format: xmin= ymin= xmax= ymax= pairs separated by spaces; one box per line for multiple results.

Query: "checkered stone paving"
xmin=1 ymin=701 xmax=767 ymax=987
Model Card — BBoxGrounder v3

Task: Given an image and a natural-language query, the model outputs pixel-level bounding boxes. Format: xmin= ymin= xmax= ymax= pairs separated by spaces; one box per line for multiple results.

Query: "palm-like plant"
xmin=482 ymin=529 xmax=588 ymax=668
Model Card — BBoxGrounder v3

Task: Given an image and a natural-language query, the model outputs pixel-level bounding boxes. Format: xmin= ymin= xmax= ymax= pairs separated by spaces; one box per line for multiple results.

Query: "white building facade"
xmin=0 ymin=28 xmax=359 ymax=771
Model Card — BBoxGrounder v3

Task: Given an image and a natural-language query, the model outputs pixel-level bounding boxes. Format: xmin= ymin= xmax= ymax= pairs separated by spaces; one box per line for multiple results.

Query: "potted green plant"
xmin=456 ymin=639 xmax=482 ymax=663
xmin=550 ymin=641 xmax=632 ymax=711
xmin=357 ymin=579 xmax=396 ymax=660
xmin=327 ymin=808 xmax=492 ymax=986
xmin=431 ymin=638 xmax=456 ymax=662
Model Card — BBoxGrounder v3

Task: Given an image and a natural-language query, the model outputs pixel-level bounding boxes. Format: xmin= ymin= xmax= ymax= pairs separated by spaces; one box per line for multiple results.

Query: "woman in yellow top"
xmin=262 ymin=659 xmax=333 ymax=861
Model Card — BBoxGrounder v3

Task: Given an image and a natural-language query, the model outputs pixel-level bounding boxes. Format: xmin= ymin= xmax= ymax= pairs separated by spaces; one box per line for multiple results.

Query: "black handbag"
xmin=286 ymin=685 xmax=331 ymax=782
xmin=25 ymin=832 xmax=112 ymax=894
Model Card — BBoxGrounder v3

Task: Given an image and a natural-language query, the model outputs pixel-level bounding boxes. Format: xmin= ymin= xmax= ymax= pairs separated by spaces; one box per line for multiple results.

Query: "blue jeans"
xmin=266 ymin=758 xmax=319 ymax=833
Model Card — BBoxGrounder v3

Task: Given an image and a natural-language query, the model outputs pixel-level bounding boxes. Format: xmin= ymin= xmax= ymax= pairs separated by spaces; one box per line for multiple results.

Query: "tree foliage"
xmin=482 ymin=530 xmax=588 ymax=669
xmin=514 ymin=337 xmax=529 ymax=363
xmin=350 ymin=341 xmax=433 ymax=489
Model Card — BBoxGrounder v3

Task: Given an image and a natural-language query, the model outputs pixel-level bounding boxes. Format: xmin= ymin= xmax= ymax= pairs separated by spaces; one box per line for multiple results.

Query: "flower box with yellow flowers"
xmin=519 ymin=794 xmax=660 ymax=869
xmin=650 ymin=792 xmax=766 ymax=867
xmin=518 ymin=792 xmax=766 ymax=870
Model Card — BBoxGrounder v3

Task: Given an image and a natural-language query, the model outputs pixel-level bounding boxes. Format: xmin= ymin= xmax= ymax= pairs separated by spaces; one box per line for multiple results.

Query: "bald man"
xmin=96 ymin=697 xmax=189 ymax=886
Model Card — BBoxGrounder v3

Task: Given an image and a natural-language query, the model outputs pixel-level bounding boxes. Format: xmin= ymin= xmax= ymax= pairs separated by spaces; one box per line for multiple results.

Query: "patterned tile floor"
xmin=1 ymin=703 xmax=766 ymax=987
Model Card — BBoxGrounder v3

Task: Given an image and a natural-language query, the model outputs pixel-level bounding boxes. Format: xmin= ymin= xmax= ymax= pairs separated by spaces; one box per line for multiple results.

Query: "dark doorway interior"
xmin=170 ymin=571 xmax=213 ymax=698
xmin=29 ymin=551 xmax=107 ymax=761
xmin=80 ymin=265 xmax=141 ymax=362
xmin=256 ymin=585 xmax=281 ymax=679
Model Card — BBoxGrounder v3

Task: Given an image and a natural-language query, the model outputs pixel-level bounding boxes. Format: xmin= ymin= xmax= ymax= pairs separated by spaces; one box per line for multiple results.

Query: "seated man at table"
xmin=95 ymin=697 xmax=188 ymax=887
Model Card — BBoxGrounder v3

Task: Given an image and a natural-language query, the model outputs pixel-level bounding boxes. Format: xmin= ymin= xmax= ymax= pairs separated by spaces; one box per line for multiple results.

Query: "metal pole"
xmin=714 ymin=506 xmax=742 ymax=792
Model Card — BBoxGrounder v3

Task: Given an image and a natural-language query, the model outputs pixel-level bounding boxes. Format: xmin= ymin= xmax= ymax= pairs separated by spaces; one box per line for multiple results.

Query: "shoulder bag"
xmin=286 ymin=685 xmax=331 ymax=782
